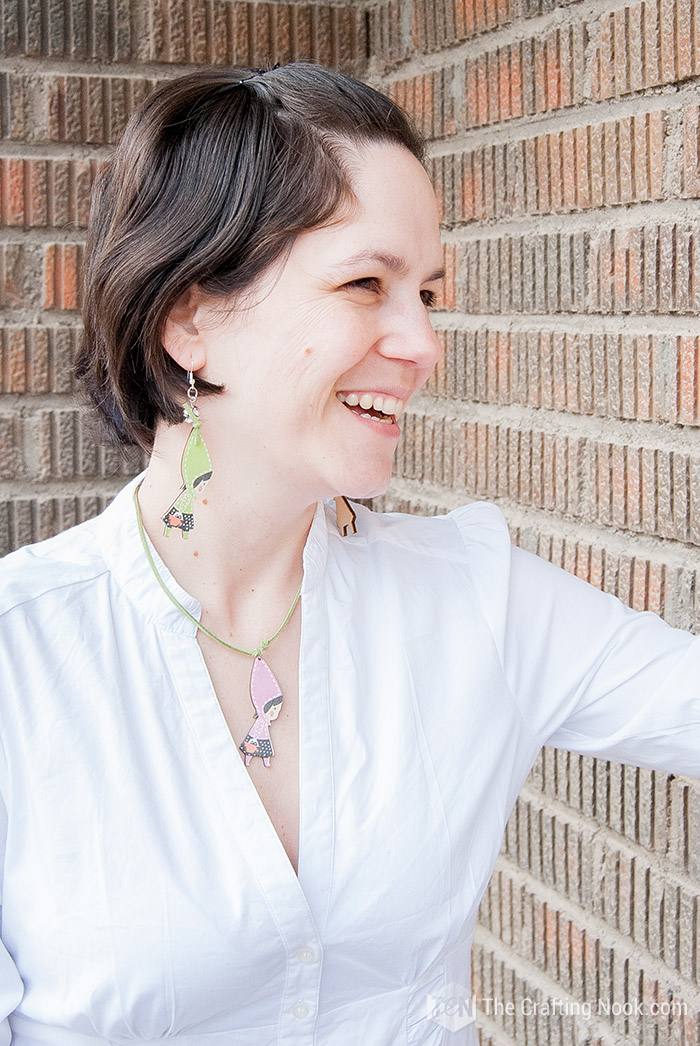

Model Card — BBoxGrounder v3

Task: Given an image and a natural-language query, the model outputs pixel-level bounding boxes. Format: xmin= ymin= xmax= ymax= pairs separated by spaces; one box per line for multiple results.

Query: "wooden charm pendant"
xmin=239 ymin=656 xmax=284 ymax=767
xmin=335 ymin=495 xmax=357 ymax=536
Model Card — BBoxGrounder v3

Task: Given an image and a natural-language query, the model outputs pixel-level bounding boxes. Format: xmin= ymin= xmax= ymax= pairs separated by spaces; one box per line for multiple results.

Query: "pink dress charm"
xmin=239 ymin=656 xmax=284 ymax=767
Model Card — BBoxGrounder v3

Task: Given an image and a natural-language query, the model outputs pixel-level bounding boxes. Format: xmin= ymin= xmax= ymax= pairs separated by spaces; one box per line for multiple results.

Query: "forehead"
xmin=289 ymin=141 xmax=443 ymax=275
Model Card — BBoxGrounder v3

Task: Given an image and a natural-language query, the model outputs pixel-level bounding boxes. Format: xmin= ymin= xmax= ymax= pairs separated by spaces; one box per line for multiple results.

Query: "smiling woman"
xmin=0 ymin=61 xmax=699 ymax=1046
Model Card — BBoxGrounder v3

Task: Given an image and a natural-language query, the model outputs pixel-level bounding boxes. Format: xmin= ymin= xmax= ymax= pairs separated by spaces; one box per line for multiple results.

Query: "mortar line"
xmin=0 ymin=477 xmax=138 ymax=499
xmin=2 ymin=313 xmax=698 ymax=338
xmin=0 ymin=313 xmax=82 ymax=327
xmin=429 ymin=313 xmax=700 ymax=336
xmin=0 ymin=227 xmax=87 ymax=244
xmin=437 ymin=200 xmax=700 ymax=240
xmin=0 ymin=141 xmax=114 ymax=160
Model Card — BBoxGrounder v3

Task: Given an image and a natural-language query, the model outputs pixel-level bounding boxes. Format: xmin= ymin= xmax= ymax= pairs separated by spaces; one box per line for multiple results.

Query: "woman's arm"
xmin=504 ymin=543 xmax=700 ymax=775
xmin=0 ymin=769 xmax=25 ymax=1043
xmin=452 ymin=500 xmax=700 ymax=775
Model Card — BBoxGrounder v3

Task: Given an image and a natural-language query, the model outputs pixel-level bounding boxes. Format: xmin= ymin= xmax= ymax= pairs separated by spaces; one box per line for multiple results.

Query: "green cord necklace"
xmin=133 ymin=482 xmax=302 ymax=767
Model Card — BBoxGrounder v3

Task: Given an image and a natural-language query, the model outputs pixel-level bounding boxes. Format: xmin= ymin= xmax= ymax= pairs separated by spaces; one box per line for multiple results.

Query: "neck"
xmin=136 ymin=419 xmax=319 ymax=648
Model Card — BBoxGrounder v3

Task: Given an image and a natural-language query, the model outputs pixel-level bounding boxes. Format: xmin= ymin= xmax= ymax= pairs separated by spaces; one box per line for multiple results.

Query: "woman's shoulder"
xmin=339 ymin=499 xmax=515 ymax=637
xmin=345 ymin=497 xmax=511 ymax=561
xmin=0 ymin=514 xmax=107 ymax=622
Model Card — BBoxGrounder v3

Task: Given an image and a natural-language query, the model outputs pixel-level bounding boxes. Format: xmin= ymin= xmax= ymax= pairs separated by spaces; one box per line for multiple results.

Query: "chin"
xmin=342 ymin=474 xmax=393 ymax=501
xmin=327 ymin=452 xmax=396 ymax=502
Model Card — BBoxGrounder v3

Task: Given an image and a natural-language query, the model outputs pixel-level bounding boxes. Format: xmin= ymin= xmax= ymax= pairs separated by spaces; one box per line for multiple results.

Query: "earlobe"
xmin=162 ymin=285 xmax=206 ymax=371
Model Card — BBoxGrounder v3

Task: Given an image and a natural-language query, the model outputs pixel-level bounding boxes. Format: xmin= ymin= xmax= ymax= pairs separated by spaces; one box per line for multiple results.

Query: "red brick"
xmin=575 ymin=126 xmax=590 ymax=208
xmin=1 ymin=158 xmax=24 ymax=225
xmin=476 ymin=54 xmax=488 ymax=125
xmin=588 ymin=122 xmax=603 ymax=208
xmin=561 ymin=129 xmax=576 ymax=210
xmin=644 ymin=0 xmax=661 ymax=85
xmin=678 ymin=337 xmax=699 ymax=422
xmin=614 ymin=6 xmax=628 ymax=95
xmin=0 ymin=157 xmax=98 ymax=229
xmin=43 ymin=244 xmax=83 ymax=311
xmin=595 ymin=13 xmax=614 ymax=98
xmin=682 ymin=106 xmax=700 ymax=197
xmin=509 ymin=45 xmax=523 ymax=119
xmin=619 ymin=7 xmax=638 ymax=91
xmin=659 ymin=0 xmax=676 ymax=82
xmin=498 ymin=48 xmax=511 ymax=120
xmin=545 ymin=31 xmax=559 ymax=112
xmin=648 ymin=110 xmax=665 ymax=198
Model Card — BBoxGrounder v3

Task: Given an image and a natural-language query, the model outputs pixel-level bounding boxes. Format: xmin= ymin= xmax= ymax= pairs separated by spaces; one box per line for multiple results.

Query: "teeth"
xmin=336 ymin=391 xmax=406 ymax=416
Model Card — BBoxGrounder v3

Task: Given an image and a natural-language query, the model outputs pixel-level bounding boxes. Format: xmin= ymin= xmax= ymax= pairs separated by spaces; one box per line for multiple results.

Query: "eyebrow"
xmin=331 ymin=250 xmax=445 ymax=284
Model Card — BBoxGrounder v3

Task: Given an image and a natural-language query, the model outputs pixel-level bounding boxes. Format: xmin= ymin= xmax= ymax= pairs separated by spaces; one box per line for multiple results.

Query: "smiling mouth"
xmin=344 ymin=404 xmax=396 ymax=424
xmin=335 ymin=391 xmax=402 ymax=425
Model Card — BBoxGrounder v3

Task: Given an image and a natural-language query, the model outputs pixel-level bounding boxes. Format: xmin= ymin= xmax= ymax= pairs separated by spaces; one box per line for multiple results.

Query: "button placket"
xmin=278 ymin=935 xmax=323 ymax=1043
xmin=277 ymin=510 xmax=330 ymax=1045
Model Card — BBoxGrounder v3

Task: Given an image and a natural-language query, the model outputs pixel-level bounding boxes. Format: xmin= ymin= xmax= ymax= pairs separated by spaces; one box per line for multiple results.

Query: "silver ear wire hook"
xmin=185 ymin=360 xmax=198 ymax=420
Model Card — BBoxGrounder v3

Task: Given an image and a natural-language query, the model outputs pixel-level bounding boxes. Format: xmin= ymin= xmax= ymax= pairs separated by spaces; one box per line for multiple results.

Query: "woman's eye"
xmin=346 ymin=278 xmax=437 ymax=308
xmin=347 ymin=277 xmax=380 ymax=292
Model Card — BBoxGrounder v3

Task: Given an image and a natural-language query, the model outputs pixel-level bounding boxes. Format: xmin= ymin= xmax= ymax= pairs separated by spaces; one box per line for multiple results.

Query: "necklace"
xmin=133 ymin=483 xmax=301 ymax=768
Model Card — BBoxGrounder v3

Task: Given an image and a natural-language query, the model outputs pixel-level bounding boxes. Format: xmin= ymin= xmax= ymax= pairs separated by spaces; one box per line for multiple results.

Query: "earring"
xmin=334 ymin=496 xmax=357 ymax=537
xmin=161 ymin=365 xmax=213 ymax=539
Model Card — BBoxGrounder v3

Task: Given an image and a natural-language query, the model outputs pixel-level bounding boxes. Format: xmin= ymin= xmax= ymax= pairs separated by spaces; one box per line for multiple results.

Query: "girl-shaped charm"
xmin=239 ymin=656 xmax=283 ymax=767
xmin=162 ymin=398 xmax=213 ymax=538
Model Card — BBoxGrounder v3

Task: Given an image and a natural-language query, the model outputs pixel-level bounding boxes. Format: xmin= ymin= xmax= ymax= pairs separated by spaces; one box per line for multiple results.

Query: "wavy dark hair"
xmin=75 ymin=62 xmax=426 ymax=452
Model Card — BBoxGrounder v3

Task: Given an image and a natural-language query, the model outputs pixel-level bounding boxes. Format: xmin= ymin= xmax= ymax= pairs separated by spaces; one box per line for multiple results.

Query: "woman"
xmin=0 ymin=62 xmax=698 ymax=1046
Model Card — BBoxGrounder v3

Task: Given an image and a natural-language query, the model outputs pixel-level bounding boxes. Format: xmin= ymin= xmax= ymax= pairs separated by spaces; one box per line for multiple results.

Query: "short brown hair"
xmin=76 ymin=62 xmax=426 ymax=452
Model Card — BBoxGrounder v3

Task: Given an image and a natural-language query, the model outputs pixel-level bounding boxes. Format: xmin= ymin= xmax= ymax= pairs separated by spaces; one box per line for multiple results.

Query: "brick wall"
xmin=366 ymin=0 xmax=700 ymax=1043
xmin=2 ymin=1 xmax=700 ymax=1044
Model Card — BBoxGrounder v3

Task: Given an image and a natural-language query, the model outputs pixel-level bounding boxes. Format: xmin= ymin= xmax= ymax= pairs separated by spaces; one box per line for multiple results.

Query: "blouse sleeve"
xmin=452 ymin=502 xmax=700 ymax=776
xmin=0 ymin=754 xmax=25 ymax=1042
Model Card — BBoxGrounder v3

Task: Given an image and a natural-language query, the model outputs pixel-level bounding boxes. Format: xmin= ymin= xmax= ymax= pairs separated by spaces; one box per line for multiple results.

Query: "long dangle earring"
xmin=161 ymin=365 xmax=214 ymax=538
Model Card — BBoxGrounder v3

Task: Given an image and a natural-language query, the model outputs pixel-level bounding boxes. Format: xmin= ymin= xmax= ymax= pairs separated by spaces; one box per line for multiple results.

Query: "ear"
xmin=161 ymin=285 xmax=207 ymax=371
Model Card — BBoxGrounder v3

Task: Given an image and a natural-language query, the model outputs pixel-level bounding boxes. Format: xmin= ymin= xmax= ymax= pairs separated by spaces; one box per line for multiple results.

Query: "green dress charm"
xmin=161 ymin=372 xmax=213 ymax=538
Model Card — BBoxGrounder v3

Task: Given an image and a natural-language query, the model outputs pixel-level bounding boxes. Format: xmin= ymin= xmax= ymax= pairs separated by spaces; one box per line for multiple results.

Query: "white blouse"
xmin=0 ymin=474 xmax=698 ymax=1046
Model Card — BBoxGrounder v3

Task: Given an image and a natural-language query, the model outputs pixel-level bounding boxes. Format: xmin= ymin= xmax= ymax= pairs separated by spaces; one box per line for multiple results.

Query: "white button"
xmin=297 ymin=947 xmax=316 ymax=963
xmin=292 ymin=1002 xmax=310 ymax=1019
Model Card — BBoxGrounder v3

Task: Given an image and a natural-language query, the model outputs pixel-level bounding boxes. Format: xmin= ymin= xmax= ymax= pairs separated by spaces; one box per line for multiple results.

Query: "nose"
xmin=378 ymin=300 xmax=443 ymax=372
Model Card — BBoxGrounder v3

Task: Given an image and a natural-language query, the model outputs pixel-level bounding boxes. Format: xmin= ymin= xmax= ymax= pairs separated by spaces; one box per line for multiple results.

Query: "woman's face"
xmin=193 ymin=140 xmax=445 ymax=502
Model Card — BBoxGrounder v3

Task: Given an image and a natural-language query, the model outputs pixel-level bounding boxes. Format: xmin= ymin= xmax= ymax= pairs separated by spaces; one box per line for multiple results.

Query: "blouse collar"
xmin=96 ymin=473 xmax=330 ymax=636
